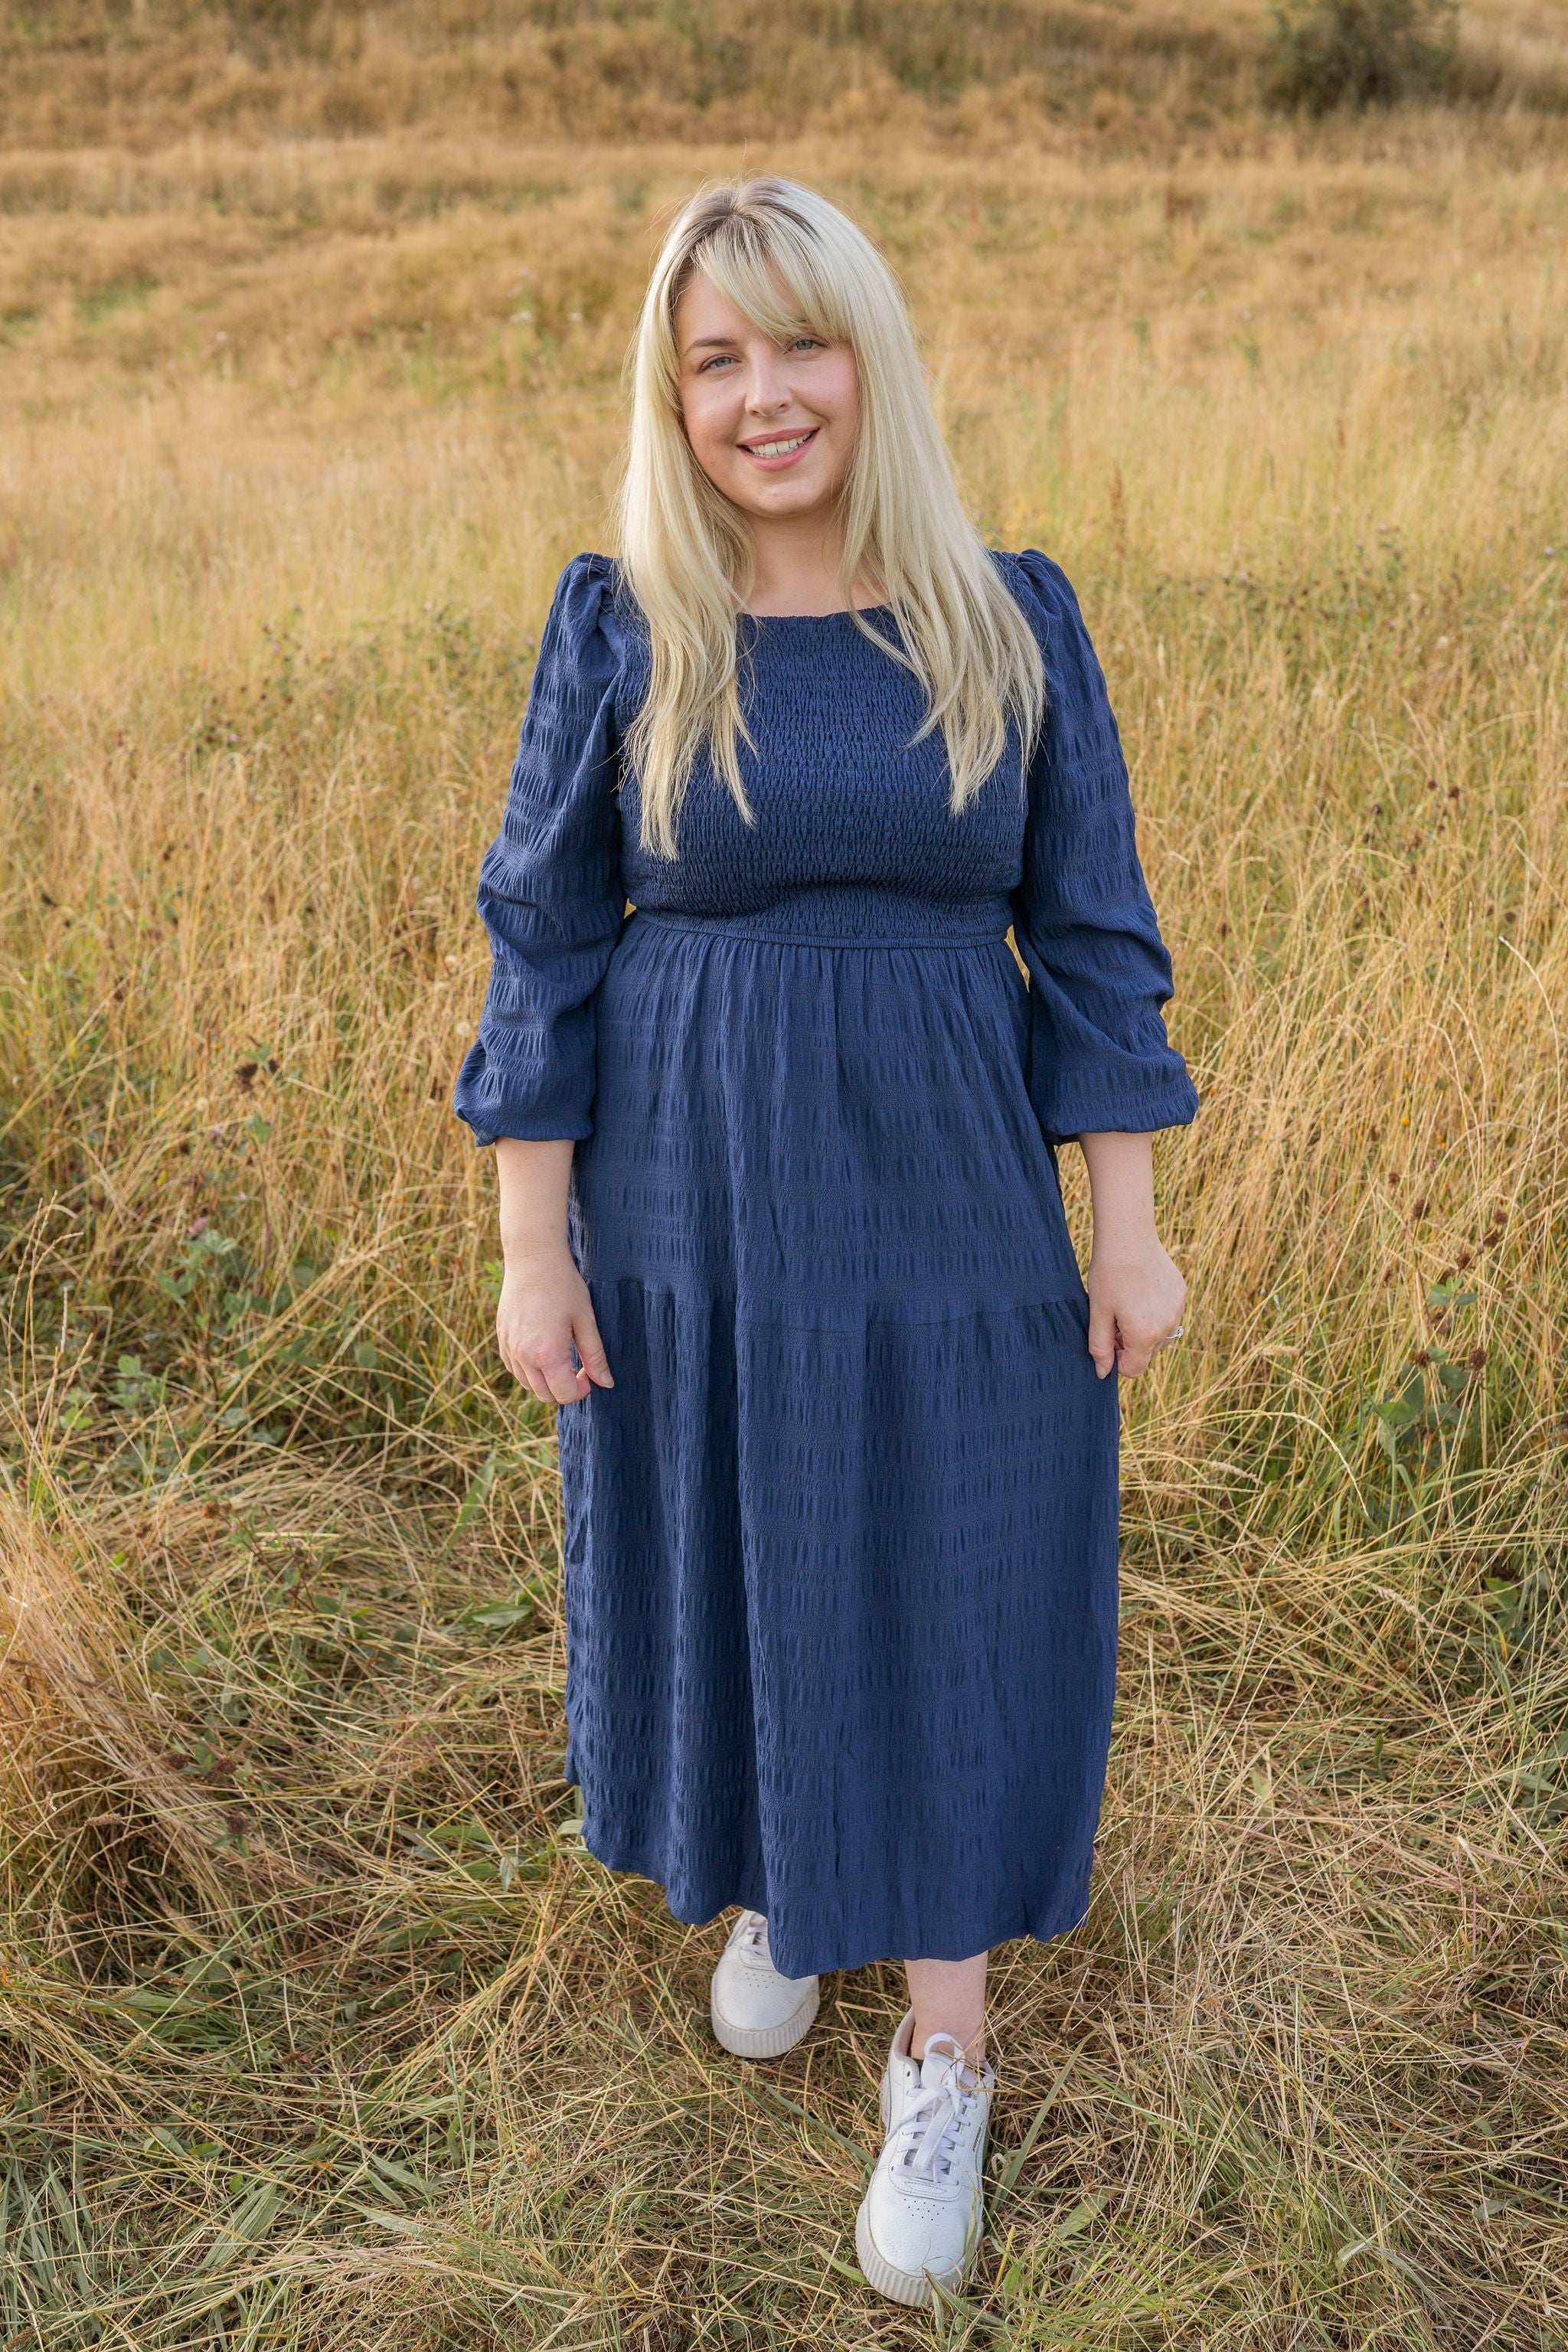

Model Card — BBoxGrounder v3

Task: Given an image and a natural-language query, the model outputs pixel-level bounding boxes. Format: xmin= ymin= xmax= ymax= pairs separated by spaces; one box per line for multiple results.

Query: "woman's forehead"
xmin=675 ymin=255 xmax=818 ymax=348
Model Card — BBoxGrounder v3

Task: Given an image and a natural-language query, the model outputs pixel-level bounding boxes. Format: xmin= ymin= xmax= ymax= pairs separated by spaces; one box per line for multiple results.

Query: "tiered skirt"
xmin=558 ymin=889 xmax=1119 ymax=1981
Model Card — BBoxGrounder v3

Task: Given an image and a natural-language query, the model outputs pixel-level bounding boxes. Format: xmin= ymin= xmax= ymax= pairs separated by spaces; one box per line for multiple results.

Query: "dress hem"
xmin=570 ymin=1818 xmax=1096 ymax=1978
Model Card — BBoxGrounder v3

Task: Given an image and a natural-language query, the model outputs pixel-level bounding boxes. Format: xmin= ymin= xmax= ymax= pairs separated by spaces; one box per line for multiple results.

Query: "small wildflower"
xmin=1413 ymin=1350 xmax=1432 ymax=1369
xmin=1469 ymin=1347 xmax=1488 ymax=1372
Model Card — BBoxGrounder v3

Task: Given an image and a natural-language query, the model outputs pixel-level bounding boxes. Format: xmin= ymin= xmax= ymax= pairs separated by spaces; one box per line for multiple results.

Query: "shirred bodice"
xmin=604 ymin=594 xmax=1028 ymax=936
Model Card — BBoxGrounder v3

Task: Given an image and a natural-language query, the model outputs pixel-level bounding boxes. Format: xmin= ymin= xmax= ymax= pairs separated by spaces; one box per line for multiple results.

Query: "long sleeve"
xmin=453 ymin=555 xmax=627 ymax=1146
xmin=1004 ymin=550 xmax=1199 ymax=1143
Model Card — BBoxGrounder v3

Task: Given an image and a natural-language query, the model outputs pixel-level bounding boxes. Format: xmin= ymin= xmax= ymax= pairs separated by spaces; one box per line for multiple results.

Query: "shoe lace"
xmin=893 ymin=2036 xmax=996 ymax=2186
xmin=737 ymin=1911 xmax=770 ymax=1963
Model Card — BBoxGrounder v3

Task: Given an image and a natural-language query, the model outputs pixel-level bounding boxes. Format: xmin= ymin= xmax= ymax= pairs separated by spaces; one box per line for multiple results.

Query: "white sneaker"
xmin=709 ymin=1909 xmax=819 ymax=2060
xmin=855 ymin=2008 xmax=995 ymax=2307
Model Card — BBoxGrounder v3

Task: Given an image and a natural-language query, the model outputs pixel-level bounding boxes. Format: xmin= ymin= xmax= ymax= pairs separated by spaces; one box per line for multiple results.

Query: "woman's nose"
xmin=745 ymin=354 xmax=792 ymax=413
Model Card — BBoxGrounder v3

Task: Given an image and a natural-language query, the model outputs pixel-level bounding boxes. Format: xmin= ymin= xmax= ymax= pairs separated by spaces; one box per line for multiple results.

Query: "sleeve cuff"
xmin=460 ymin=1112 xmax=595 ymax=1148
xmin=1031 ymin=1072 xmax=1200 ymax=1145
xmin=452 ymin=1042 xmax=595 ymax=1146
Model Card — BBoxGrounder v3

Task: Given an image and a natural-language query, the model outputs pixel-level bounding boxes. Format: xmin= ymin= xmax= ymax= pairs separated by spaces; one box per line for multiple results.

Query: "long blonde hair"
xmin=616 ymin=176 xmax=1046 ymax=860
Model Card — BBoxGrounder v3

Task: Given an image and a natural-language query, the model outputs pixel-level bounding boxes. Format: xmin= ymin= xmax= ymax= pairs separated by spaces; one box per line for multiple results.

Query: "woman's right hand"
xmin=496 ymin=1248 xmax=614 ymax=1405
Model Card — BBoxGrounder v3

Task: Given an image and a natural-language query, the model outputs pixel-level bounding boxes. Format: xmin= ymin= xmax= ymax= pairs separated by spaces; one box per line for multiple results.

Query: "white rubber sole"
xmin=854 ymin=2201 xmax=946 ymax=2308
xmin=710 ymin=1976 xmax=819 ymax=2060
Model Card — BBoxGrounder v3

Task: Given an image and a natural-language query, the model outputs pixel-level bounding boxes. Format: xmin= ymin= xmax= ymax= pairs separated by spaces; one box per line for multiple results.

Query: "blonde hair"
xmin=616 ymin=176 xmax=1046 ymax=860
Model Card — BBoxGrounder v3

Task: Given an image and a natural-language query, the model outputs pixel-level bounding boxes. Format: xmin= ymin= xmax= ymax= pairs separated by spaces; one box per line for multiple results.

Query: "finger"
xmin=497 ymin=1318 xmax=538 ymax=1391
xmin=505 ymin=1344 xmax=551 ymax=1400
xmin=572 ymin=1305 xmax=614 ymax=1389
xmin=536 ymin=1349 xmax=588 ymax=1406
xmin=1087 ymin=1297 xmax=1118 ymax=1380
xmin=1116 ymin=1320 xmax=1166 ymax=1378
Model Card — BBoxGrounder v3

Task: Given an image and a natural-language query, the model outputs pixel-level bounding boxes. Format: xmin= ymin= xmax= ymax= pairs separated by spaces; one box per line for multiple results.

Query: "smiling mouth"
xmin=738 ymin=428 xmax=818 ymax=462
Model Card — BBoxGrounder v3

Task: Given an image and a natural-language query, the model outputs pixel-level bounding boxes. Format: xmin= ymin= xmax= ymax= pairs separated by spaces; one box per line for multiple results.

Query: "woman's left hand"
xmin=1086 ymin=1238 xmax=1187 ymax=1380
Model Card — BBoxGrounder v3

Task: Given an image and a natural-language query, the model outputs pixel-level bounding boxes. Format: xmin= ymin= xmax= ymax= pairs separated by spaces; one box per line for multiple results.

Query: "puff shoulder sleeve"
xmin=452 ymin=555 xmax=627 ymax=1145
xmin=1004 ymin=550 xmax=1199 ymax=1143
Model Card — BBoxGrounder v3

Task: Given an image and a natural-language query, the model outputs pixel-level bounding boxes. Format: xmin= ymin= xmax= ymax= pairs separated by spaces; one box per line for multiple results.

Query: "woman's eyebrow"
xmin=683 ymin=335 xmax=740 ymax=352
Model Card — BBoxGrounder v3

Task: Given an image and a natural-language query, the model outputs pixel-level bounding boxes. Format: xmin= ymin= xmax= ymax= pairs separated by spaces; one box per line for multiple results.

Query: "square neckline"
xmin=740 ymin=603 xmax=892 ymax=624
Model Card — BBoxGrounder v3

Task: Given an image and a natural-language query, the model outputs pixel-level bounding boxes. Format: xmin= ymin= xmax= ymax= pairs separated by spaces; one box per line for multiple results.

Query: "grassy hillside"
xmin=2 ymin=0 xmax=1566 ymax=147
xmin=2 ymin=11 xmax=1568 ymax=2349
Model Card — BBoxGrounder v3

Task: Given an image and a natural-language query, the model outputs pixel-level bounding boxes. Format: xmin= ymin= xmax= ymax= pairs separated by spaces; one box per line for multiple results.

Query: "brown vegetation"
xmin=2 ymin=0 xmax=1566 ymax=150
xmin=2 ymin=5 xmax=1567 ymax=2344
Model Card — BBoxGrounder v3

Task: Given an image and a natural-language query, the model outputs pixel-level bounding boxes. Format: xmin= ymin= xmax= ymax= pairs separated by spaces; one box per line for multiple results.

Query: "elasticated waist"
xmin=629 ymin=887 xmax=1012 ymax=950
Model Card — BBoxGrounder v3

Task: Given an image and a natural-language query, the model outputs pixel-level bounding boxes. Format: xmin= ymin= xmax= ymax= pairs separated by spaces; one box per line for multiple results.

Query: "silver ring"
xmin=1169 ymin=1323 xmax=1185 ymax=1341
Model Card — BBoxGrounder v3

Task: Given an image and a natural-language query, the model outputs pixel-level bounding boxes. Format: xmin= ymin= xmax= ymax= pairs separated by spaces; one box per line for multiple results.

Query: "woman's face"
xmin=674 ymin=268 xmax=860 ymax=528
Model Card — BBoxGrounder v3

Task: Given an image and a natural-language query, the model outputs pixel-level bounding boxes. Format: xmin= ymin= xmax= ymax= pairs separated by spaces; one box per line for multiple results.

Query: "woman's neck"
xmin=740 ymin=511 xmax=883 ymax=617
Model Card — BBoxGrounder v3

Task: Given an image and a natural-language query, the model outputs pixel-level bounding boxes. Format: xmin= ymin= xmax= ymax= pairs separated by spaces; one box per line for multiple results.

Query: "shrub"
xmin=1263 ymin=0 xmax=1459 ymax=113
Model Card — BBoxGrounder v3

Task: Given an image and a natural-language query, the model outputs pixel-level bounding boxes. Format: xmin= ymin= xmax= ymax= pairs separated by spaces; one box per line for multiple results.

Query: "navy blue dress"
xmin=455 ymin=549 xmax=1197 ymax=1980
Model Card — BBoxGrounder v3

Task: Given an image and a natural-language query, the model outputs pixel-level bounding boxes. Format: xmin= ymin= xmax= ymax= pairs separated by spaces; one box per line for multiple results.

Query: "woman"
xmin=455 ymin=177 xmax=1195 ymax=2308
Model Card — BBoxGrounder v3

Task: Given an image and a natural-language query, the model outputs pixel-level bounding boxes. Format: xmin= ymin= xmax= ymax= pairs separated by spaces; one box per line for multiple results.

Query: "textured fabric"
xmin=455 ymin=548 xmax=1197 ymax=1979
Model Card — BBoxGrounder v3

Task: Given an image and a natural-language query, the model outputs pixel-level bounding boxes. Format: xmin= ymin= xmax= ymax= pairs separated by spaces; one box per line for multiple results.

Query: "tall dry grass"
xmin=3 ymin=0 xmax=1565 ymax=146
xmin=2 ymin=74 xmax=1567 ymax=2352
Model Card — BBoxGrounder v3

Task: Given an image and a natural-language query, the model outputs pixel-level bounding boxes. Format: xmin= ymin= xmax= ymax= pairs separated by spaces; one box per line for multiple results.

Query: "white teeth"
xmin=746 ymin=433 xmax=812 ymax=459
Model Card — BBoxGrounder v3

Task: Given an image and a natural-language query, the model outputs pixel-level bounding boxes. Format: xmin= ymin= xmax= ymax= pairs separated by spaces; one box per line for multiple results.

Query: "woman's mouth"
xmin=737 ymin=427 xmax=818 ymax=470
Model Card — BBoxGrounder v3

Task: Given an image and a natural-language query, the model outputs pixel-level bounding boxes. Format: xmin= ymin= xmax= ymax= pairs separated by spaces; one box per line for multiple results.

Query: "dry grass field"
xmin=3 ymin=2 xmax=1568 ymax=2344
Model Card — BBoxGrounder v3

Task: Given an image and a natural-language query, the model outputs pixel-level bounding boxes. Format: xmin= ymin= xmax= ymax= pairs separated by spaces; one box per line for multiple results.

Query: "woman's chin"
xmin=728 ymin=471 xmax=842 ymax=521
